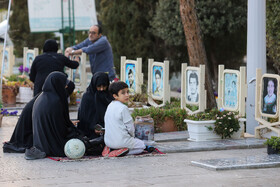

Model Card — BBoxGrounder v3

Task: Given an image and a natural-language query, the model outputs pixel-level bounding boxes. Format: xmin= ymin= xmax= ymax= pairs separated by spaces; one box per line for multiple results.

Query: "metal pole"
xmin=72 ymin=0 xmax=75 ymax=45
xmin=0 ymin=0 xmax=12 ymax=102
xmin=61 ymin=0 xmax=65 ymax=53
xmin=246 ymin=0 xmax=266 ymax=134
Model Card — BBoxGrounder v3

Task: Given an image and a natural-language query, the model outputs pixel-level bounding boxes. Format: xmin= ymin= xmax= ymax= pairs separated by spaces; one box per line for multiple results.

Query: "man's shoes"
xmin=102 ymin=146 xmax=110 ymax=157
xmin=3 ymin=142 xmax=25 ymax=153
xmin=24 ymin=146 xmax=46 ymax=160
xmin=145 ymin=146 xmax=155 ymax=153
xmin=108 ymin=148 xmax=129 ymax=157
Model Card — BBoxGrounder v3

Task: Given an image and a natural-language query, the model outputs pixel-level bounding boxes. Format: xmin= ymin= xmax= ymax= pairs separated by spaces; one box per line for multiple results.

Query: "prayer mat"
xmin=48 ymin=148 xmax=165 ymax=162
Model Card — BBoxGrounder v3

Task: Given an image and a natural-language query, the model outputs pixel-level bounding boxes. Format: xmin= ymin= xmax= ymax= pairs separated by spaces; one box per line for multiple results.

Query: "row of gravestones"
xmin=1 ymin=47 xmax=279 ymax=137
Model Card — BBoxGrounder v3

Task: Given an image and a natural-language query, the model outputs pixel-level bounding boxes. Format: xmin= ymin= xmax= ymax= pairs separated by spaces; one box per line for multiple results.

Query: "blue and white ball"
xmin=64 ymin=139 xmax=86 ymax=159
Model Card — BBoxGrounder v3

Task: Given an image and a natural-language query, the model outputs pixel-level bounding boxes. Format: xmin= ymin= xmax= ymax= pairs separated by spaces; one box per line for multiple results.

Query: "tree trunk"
xmin=179 ymin=0 xmax=216 ymax=109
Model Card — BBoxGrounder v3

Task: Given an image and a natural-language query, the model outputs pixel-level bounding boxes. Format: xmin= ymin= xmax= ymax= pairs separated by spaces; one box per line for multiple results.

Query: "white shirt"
xmin=104 ymin=100 xmax=136 ymax=149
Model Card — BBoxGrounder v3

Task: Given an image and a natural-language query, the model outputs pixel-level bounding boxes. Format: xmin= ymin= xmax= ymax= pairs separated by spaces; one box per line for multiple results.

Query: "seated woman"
xmin=25 ymin=72 xmax=79 ymax=160
xmin=77 ymin=72 xmax=113 ymax=155
xmin=3 ymin=80 xmax=75 ymax=153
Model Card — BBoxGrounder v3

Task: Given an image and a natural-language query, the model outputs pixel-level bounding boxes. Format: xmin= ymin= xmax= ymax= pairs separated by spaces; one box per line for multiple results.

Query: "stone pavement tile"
xmin=154 ymin=131 xmax=189 ymax=142
xmin=191 ymin=154 xmax=280 ymax=171
xmin=155 ymin=138 xmax=266 ymax=153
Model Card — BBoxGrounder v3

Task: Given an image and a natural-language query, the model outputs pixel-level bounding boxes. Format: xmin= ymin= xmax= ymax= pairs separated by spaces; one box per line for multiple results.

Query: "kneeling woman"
xmin=25 ymin=72 xmax=79 ymax=159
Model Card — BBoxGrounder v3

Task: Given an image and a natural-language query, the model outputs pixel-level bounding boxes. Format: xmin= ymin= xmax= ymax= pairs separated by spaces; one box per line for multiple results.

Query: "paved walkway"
xmin=1 ymin=114 xmax=280 ymax=186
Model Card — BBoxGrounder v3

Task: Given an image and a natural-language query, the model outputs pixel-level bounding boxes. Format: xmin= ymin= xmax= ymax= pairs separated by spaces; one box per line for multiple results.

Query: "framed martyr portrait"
xmin=260 ymin=75 xmax=279 ymax=117
xmin=223 ymin=72 xmax=238 ymax=110
xmin=26 ymin=52 xmax=34 ymax=69
xmin=152 ymin=65 xmax=163 ymax=99
xmin=125 ymin=63 xmax=136 ymax=94
xmin=3 ymin=50 xmax=9 ymax=75
xmin=186 ymin=69 xmax=199 ymax=104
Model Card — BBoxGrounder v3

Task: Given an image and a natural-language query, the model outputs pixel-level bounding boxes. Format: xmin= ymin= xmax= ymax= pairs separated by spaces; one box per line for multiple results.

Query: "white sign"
xmin=28 ymin=0 xmax=97 ymax=32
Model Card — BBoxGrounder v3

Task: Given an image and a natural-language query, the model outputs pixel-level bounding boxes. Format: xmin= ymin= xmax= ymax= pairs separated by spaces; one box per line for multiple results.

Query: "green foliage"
xmin=214 ymin=110 xmax=240 ymax=139
xmin=267 ymin=0 xmax=280 ymax=72
xmin=131 ymin=105 xmax=188 ymax=133
xmin=264 ymin=136 xmax=280 ymax=151
xmin=99 ymin=0 xmax=165 ymax=76
xmin=186 ymin=104 xmax=199 ymax=112
xmin=186 ymin=109 xmax=240 ymax=139
xmin=9 ymin=0 xmax=54 ymax=56
xmin=149 ymin=0 xmax=247 ymax=73
xmin=186 ymin=108 xmax=219 ymax=121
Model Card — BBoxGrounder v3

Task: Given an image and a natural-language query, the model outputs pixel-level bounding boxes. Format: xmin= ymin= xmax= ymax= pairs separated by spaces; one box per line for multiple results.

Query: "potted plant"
xmin=2 ymin=76 xmax=20 ymax=105
xmin=128 ymin=93 xmax=148 ymax=107
xmin=184 ymin=108 xmax=244 ymax=141
xmin=16 ymin=65 xmax=33 ymax=103
xmin=264 ymin=136 xmax=280 ymax=154
xmin=131 ymin=98 xmax=188 ymax=133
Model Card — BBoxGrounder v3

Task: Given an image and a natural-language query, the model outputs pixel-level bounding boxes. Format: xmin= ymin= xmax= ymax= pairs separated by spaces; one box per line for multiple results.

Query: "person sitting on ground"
xmin=2 ymin=80 xmax=75 ymax=154
xmin=103 ymin=81 xmax=146 ymax=157
xmin=77 ymin=72 xmax=113 ymax=155
xmin=29 ymin=39 xmax=80 ymax=96
xmin=25 ymin=72 xmax=80 ymax=160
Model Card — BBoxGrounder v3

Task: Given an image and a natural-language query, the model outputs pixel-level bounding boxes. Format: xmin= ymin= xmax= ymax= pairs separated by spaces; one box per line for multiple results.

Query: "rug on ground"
xmin=48 ymin=148 xmax=165 ymax=162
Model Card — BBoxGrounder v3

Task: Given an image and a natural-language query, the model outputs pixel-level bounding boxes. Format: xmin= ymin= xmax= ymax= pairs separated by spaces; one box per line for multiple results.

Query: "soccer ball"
xmin=64 ymin=139 xmax=86 ymax=159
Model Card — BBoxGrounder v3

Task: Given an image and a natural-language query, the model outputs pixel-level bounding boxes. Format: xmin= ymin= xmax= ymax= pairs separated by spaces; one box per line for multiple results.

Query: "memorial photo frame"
xmin=260 ymin=75 xmax=279 ymax=118
xmin=152 ymin=65 xmax=163 ymax=99
xmin=68 ymin=53 xmax=87 ymax=92
xmin=181 ymin=64 xmax=206 ymax=114
xmin=120 ymin=56 xmax=143 ymax=95
xmin=0 ymin=46 xmax=15 ymax=76
xmin=186 ymin=69 xmax=200 ymax=104
xmin=23 ymin=47 xmax=39 ymax=69
xmin=223 ymin=72 xmax=239 ymax=111
xmin=217 ymin=65 xmax=247 ymax=116
xmin=147 ymin=59 xmax=170 ymax=107
xmin=255 ymin=70 xmax=280 ymax=138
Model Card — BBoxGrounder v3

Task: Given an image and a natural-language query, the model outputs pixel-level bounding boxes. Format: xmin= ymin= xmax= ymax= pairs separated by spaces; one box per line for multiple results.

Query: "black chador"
xmin=3 ymin=80 xmax=75 ymax=154
xmin=32 ymin=72 xmax=78 ymax=157
xmin=77 ymin=72 xmax=113 ymax=139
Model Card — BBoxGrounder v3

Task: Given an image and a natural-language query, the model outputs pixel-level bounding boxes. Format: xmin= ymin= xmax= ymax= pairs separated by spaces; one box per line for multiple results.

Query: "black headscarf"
xmin=33 ymin=72 xmax=78 ymax=156
xmin=43 ymin=39 xmax=58 ymax=53
xmin=77 ymin=72 xmax=113 ymax=139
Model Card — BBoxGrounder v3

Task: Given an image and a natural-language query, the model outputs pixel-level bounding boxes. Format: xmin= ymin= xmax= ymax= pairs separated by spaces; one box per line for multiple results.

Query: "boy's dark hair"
xmin=109 ymin=81 xmax=128 ymax=96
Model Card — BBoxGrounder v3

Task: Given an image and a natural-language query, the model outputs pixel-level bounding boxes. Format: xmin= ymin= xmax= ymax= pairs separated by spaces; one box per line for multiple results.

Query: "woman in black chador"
xmin=29 ymin=39 xmax=79 ymax=96
xmin=2 ymin=80 xmax=75 ymax=154
xmin=77 ymin=72 xmax=113 ymax=155
xmin=25 ymin=72 xmax=78 ymax=159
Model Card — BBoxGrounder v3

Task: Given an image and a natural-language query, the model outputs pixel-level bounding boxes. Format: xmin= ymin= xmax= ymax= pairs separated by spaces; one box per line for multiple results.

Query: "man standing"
xmin=65 ymin=25 xmax=116 ymax=81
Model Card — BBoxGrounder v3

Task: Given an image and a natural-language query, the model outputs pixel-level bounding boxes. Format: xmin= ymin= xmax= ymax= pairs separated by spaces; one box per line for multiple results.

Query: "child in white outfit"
xmin=104 ymin=81 xmax=146 ymax=155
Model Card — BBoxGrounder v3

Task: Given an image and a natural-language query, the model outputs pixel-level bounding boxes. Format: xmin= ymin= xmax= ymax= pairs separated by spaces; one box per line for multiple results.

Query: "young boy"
xmin=103 ymin=81 xmax=146 ymax=157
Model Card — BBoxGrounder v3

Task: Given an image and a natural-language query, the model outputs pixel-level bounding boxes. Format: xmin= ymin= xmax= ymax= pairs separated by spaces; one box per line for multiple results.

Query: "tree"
xmin=180 ymin=0 xmax=216 ymax=108
xmin=267 ymin=0 xmax=280 ymax=73
xmin=150 ymin=0 xmax=247 ymax=107
xmin=9 ymin=0 xmax=53 ymax=57
xmin=99 ymin=0 xmax=164 ymax=76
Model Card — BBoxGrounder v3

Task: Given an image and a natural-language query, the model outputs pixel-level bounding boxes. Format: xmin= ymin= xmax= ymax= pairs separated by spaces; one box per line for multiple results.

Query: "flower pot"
xmin=185 ymin=118 xmax=245 ymax=141
xmin=156 ymin=117 xmax=178 ymax=133
xmin=267 ymin=145 xmax=280 ymax=155
xmin=2 ymin=86 xmax=18 ymax=105
xmin=16 ymin=86 xmax=33 ymax=103
xmin=184 ymin=119 xmax=220 ymax=141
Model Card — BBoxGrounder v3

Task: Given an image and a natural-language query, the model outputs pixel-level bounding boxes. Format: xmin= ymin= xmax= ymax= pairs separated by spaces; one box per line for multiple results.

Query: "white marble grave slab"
xmin=191 ymin=155 xmax=280 ymax=170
